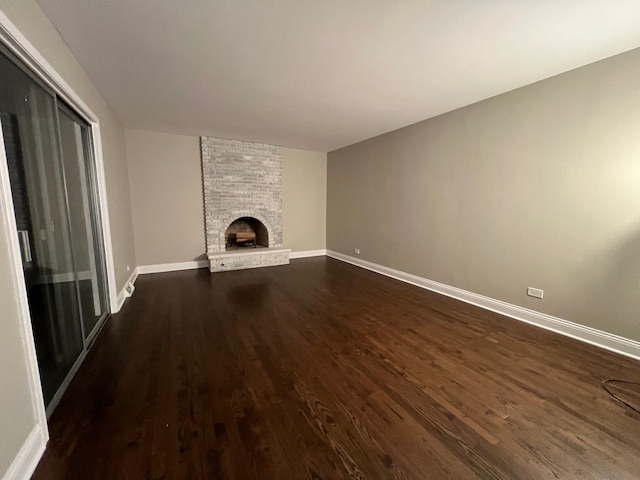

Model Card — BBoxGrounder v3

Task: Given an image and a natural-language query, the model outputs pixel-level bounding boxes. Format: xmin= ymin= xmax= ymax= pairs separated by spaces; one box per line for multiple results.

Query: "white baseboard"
xmin=326 ymin=250 xmax=640 ymax=362
xmin=137 ymin=260 xmax=208 ymax=275
xmin=114 ymin=260 xmax=210 ymax=311
xmin=134 ymin=252 xmax=325 ymax=278
xmin=2 ymin=424 xmax=47 ymax=480
xmin=290 ymin=249 xmax=327 ymax=259
xmin=115 ymin=267 xmax=139 ymax=313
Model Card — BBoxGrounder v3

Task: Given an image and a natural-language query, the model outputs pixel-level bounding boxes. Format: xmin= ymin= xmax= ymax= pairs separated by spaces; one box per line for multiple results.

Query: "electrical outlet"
xmin=354 ymin=248 xmax=360 ymax=255
xmin=527 ymin=287 xmax=544 ymax=299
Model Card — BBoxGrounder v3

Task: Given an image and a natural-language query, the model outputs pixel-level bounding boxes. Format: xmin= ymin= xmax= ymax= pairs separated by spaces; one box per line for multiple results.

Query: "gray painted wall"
xmin=125 ymin=130 xmax=327 ymax=265
xmin=328 ymin=47 xmax=640 ymax=342
xmin=283 ymin=148 xmax=327 ymax=252
xmin=125 ymin=130 xmax=205 ymax=265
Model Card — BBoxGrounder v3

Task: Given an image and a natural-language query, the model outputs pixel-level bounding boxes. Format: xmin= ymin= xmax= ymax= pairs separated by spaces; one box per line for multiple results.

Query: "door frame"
xmin=0 ymin=10 xmax=120 ymax=445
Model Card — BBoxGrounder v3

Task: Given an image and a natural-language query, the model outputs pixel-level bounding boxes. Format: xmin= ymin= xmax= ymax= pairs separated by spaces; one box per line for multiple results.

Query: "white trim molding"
xmin=289 ymin=249 xmax=327 ymax=259
xmin=327 ymin=250 xmax=640 ymax=362
xmin=115 ymin=259 xmax=228 ymax=310
xmin=91 ymin=122 xmax=118 ymax=315
xmin=135 ymin=253 xmax=327 ymax=276
xmin=137 ymin=260 xmax=209 ymax=275
xmin=1 ymin=425 xmax=47 ymax=480
xmin=0 ymin=117 xmax=49 ymax=478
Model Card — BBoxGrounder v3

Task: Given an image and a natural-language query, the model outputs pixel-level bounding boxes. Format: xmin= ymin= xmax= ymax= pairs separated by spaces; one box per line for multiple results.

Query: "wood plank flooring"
xmin=32 ymin=257 xmax=640 ymax=479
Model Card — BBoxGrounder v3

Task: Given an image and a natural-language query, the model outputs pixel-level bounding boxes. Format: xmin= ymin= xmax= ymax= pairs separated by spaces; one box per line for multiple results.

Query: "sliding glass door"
xmin=0 ymin=48 xmax=109 ymax=412
xmin=57 ymin=104 xmax=108 ymax=340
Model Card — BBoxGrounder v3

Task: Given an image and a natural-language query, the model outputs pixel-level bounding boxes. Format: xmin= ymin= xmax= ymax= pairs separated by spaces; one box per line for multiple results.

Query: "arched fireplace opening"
xmin=225 ymin=217 xmax=269 ymax=250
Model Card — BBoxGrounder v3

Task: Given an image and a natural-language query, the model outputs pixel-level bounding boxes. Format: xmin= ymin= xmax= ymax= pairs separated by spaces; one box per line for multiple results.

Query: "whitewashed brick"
xmin=200 ymin=136 xmax=284 ymax=255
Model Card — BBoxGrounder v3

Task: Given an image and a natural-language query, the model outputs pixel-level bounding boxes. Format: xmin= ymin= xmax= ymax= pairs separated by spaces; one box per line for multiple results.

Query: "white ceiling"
xmin=36 ymin=0 xmax=640 ymax=152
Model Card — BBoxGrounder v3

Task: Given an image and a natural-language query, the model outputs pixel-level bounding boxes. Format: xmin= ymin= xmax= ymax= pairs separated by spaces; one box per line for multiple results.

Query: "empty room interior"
xmin=2 ymin=1 xmax=640 ymax=479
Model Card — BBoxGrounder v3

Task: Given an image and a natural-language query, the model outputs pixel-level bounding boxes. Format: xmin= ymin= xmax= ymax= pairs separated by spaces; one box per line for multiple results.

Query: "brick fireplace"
xmin=201 ymin=137 xmax=290 ymax=272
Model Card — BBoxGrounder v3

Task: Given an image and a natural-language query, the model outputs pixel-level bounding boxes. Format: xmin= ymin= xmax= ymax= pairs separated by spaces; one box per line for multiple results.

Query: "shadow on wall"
xmin=580 ymin=224 xmax=640 ymax=342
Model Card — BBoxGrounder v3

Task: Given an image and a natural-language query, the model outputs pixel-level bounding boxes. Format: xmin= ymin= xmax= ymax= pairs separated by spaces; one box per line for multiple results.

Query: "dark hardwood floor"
xmin=32 ymin=257 xmax=640 ymax=479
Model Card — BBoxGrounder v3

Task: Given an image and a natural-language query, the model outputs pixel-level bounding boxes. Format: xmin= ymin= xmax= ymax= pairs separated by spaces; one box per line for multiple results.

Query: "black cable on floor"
xmin=602 ymin=379 xmax=640 ymax=414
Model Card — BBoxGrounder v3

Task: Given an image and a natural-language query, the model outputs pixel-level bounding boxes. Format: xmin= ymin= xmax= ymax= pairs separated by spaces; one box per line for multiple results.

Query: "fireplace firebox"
xmin=225 ymin=217 xmax=268 ymax=250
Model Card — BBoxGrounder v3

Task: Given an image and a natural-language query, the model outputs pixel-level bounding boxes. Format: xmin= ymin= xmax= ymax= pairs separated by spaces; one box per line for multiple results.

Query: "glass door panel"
xmin=0 ymin=52 xmax=84 ymax=407
xmin=57 ymin=106 xmax=108 ymax=338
